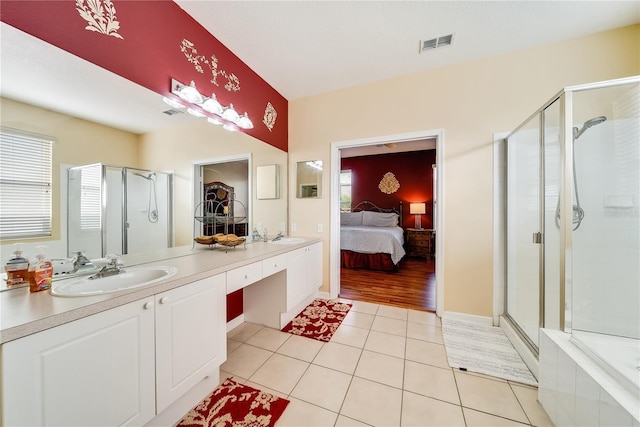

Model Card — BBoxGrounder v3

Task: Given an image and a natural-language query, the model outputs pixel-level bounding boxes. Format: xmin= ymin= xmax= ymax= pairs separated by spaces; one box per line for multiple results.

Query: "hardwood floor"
xmin=339 ymin=256 xmax=436 ymax=312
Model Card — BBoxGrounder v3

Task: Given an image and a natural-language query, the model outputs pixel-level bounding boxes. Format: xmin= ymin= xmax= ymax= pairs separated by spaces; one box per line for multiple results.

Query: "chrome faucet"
xmin=89 ymin=255 xmax=124 ymax=280
xmin=271 ymin=231 xmax=284 ymax=241
xmin=72 ymin=251 xmax=96 ymax=273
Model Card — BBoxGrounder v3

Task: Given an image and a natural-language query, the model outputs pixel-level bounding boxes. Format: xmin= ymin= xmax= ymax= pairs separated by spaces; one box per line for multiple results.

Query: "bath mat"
xmin=282 ymin=298 xmax=352 ymax=342
xmin=442 ymin=316 xmax=538 ymax=386
xmin=176 ymin=377 xmax=289 ymax=427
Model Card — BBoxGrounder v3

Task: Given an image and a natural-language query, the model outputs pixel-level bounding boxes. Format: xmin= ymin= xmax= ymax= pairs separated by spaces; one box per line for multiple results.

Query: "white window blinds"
xmin=80 ymin=166 xmax=101 ymax=230
xmin=0 ymin=127 xmax=53 ymax=239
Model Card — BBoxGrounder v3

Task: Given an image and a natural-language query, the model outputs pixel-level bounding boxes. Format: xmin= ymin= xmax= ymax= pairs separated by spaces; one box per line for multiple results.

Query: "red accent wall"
xmin=226 ymin=289 xmax=243 ymax=322
xmin=341 ymin=151 xmax=436 ymax=229
xmin=0 ymin=0 xmax=288 ymax=151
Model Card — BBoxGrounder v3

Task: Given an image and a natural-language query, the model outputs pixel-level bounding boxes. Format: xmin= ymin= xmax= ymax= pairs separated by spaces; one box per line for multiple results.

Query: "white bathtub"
xmin=538 ymin=329 xmax=639 ymax=426
xmin=571 ymin=330 xmax=640 ymax=399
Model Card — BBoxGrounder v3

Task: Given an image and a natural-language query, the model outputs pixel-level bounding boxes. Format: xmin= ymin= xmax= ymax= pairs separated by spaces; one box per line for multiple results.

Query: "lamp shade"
xmin=409 ymin=203 xmax=426 ymax=215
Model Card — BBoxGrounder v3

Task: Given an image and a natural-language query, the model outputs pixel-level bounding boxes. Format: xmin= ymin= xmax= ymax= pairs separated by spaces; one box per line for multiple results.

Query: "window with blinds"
xmin=80 ymin=166 xmax=101 ymax=230
xmin=0 ymin=127 xmax=54 ymax=239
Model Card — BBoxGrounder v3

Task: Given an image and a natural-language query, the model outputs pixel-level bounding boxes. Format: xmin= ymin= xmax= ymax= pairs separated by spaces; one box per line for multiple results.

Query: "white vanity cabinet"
xmin=2 ymin=298 xmax=156 ymax=426
xmin=155 ymin=273 xmax=226 ymax=413
xmin=286 ymin=242 xmax=322 ymax=310
xmin=1 ymin=274 xmax=227 ymax=426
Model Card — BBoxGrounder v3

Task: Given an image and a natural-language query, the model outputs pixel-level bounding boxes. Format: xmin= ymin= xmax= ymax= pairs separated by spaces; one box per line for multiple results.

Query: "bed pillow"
xmin=341 ymin=211 xmax=363 ymax=226
xmin=362 ymin=211 xmax=398 ymax=227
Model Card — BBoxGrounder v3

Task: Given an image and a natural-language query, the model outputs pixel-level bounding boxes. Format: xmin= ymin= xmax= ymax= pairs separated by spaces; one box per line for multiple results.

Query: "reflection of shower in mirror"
xmin=67 ymin=164 xmax=173 ymax=258
xmin=133 ymin=172 xmax=159 ymax=223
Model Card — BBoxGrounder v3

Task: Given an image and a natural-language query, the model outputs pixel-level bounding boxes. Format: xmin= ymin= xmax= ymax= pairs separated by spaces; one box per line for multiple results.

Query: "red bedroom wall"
xmin=341 ymin=151 xmax=436 ymax=229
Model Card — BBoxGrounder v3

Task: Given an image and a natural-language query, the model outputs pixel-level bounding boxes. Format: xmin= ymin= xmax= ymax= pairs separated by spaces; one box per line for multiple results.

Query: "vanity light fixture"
xmin=305 ymin=160 xmax=323 ymax=171
xmin=167 ymin=78 xmax=254 ymax=132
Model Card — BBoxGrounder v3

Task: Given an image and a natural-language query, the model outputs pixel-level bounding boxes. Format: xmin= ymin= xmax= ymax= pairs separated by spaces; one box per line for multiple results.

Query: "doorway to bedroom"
xmin=329 ymin=130 xmax=444 ymax=315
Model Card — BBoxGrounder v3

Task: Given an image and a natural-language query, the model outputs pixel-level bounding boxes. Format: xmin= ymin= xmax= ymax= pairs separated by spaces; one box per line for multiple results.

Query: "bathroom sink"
xmin=50 ymin=265 xmax=177 ymax=297
xmin=269 ymin=237 xmax=305 ymax=245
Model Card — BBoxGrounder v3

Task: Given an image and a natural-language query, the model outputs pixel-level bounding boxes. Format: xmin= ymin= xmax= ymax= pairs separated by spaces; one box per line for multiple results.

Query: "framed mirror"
xmin=297 ymin=160 xmax=323 ymax=198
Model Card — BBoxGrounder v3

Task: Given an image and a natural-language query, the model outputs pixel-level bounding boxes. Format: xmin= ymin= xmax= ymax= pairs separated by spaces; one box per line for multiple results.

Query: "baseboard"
xmin=226 ymin=314 xmax=245 ymax=332
xmin=317 ymin=291 xmax=332 ymax=300
xmin=442 ymin=311 xmax=493 ymax=325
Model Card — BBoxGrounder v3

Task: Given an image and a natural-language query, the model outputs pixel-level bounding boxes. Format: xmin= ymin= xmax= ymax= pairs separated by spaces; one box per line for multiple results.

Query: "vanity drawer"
xmin=226 ymin=262 xmax=263 ymax=294
xmin=262 ymin=254 xmax=287 ymax=278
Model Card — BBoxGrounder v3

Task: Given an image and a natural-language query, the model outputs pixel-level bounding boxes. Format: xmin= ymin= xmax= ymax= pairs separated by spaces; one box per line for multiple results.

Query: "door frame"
xmin=329 ymin=129 xmax=445 ymax=317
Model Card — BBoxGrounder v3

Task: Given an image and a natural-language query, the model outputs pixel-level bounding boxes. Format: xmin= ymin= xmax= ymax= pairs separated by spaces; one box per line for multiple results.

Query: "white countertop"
xmin=0 ymin=238 xmax=320 ymax=344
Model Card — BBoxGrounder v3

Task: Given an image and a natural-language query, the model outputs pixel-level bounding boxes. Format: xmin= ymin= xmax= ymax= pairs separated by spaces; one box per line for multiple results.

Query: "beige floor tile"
xmin=249 ymin=353 xmax=309 ymax=395
xmin=290 ymin=364 xmax=353 ymax=412
xmin=463 ymin=408 xmax=530 ymax=426
xmin=405 ymin=338 xmax=449 ymax=369
xmin=276 ymin=397 xmax=338 ymax=427
xmin=245 ymin=327 xmax=291 ymax=351
xmin=331 ymin=323 xmax=370 ymax=348
xmin=227 ymin=322 xmax=263 ymax=342
xmin=407 ymin=310 xmax=440 ymax=326
xmin=220 ymin=343 xmax=272 ymax=379
xmin=401 ymin=391 xmax=465 ymax=427
xmin=406 ymin=322 xmax=443 ymax=344
xmin=371 ymin=316 xmax=407 ymax=336
xmin=337 ymin=297 xmax=354 ymax=304
xmin=511 ymin=383 xmax=554 ymax=426
xmin=341 ymin=377 xmax=403 ymax=426
xmin=227 ymin=338 xmax=242 ymax=355
xmin=403 ymin=360 xmax=459 ymax=405
xmin=364 ymin=330 xmax=406 ymax=358
xmin=276 ymin=334 xmax=324 ymax=362
xmin=342 ymin=310 xmax=375 ymax=329
xmin=350 ymin=300 xmax=379 ymax=315
xmin=376 ymin=304 xmax=408 ymax=320
xmin=219 ymin=370 xmax=245 ymax=385
xmin=335 ymin=414 xmax=373 ymax=426
xmin=313 ymin=341 xmax=363 ymax=374
xmin=355 ymin=350 xmax=405 ymax=388
xmin=454 ymin=371 xmax=529 ymax=424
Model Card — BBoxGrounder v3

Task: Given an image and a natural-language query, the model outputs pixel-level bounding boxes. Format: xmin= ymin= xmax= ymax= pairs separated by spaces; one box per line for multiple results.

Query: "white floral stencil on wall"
xmin=180 ymin=39 xmax=240 ymax=92
xmin=76 ymin=0 xmax=123 ymax=39
xmin=378 ymin=172 xmax=400 ymax=194
xmin=263 ymin=102 xmax=277 ymax=132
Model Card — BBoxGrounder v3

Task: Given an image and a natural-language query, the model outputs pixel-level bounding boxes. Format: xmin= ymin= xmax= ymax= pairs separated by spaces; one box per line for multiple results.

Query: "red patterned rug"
xmin=281 ymin=298 xmax=352 ymax=342
xmin=176 ymin=378 xmax=289 ymax=427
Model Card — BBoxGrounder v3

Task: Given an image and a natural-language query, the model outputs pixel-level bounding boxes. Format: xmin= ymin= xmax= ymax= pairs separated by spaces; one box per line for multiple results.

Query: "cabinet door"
xmin=155 ymin=273 xmax=226 ymax=412
xmin=286 ymin=247 xmax=307 ymax=310
xmin=2 ymin=299 xmax=156 ymax=426
xmin=306 ymin=242 xmax=322 ymax=294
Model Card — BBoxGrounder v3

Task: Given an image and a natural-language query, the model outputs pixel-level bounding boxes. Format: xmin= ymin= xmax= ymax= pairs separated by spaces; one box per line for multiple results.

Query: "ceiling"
xmin=1 ymin=1 xmax=638 ymax=136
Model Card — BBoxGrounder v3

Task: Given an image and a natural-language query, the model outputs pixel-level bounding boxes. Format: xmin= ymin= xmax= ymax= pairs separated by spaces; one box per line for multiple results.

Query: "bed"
xmin=340 ymin=201 xmax=406 ymax=271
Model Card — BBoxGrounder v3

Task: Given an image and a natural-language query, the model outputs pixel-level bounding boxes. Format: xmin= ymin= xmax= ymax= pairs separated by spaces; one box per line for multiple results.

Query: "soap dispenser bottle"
xmin=5 ymin=244 xmax=29 ymax=286
xmin=28 ymin=247 xmax=53 ymax=293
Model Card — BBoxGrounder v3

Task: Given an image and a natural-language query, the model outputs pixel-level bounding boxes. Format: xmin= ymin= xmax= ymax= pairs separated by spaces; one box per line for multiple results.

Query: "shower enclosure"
xmin=504 ymin=76 xmax=639 ymax=418
xmin=68 ymin=164 xmax=173 ymax=259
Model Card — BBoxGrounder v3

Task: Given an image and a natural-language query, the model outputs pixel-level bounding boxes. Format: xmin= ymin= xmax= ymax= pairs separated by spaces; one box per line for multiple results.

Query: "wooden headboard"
xmin=351 ymin=200 xmax=403 ymax=227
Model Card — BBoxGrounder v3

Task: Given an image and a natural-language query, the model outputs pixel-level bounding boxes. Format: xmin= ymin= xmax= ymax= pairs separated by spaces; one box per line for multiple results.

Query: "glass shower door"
xmin=506 ymin=114 xmax=542 ymax=348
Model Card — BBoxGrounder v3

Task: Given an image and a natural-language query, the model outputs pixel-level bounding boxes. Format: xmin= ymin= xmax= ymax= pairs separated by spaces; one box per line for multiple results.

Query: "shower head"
xmin=133 ymin=172 xmax=155 ymax=180
xmin=573 ymin=116 xmax=607 ymax=140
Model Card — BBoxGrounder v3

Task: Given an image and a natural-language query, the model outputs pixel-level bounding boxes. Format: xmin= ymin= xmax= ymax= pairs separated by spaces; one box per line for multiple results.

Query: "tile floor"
xmin=220 ymin=299 xmax=554 ymax=427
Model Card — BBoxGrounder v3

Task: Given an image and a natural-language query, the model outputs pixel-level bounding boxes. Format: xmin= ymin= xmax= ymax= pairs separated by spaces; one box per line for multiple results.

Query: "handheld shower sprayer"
xmin=556 ymin=115 xmax=607 ymax=231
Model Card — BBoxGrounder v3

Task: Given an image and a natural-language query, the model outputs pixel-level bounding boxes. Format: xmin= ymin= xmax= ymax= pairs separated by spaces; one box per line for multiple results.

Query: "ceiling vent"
xmin=162 ymin=109 xmax=183 ymax=116
xmin=419 ymin=33 xmax=454 ymax=53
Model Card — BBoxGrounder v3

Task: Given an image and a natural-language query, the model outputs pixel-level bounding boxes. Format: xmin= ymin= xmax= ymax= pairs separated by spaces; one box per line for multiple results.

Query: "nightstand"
xmin=405 ymin=228 xmax=433 ymax=258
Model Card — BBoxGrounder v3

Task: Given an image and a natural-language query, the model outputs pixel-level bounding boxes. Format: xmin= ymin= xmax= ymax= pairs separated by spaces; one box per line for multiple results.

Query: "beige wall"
xmin=288 ymin=25 xmax=640 ymax=317
xmin=0 ymin=97 xmax=139 ymax=244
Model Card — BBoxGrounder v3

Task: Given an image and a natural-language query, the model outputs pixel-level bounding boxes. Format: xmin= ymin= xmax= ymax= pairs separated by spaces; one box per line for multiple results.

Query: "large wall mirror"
xmin=0 ymin=24 xmax=287 ymax=265
xmin=297 ymin=160 xmax=323 ymax=198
